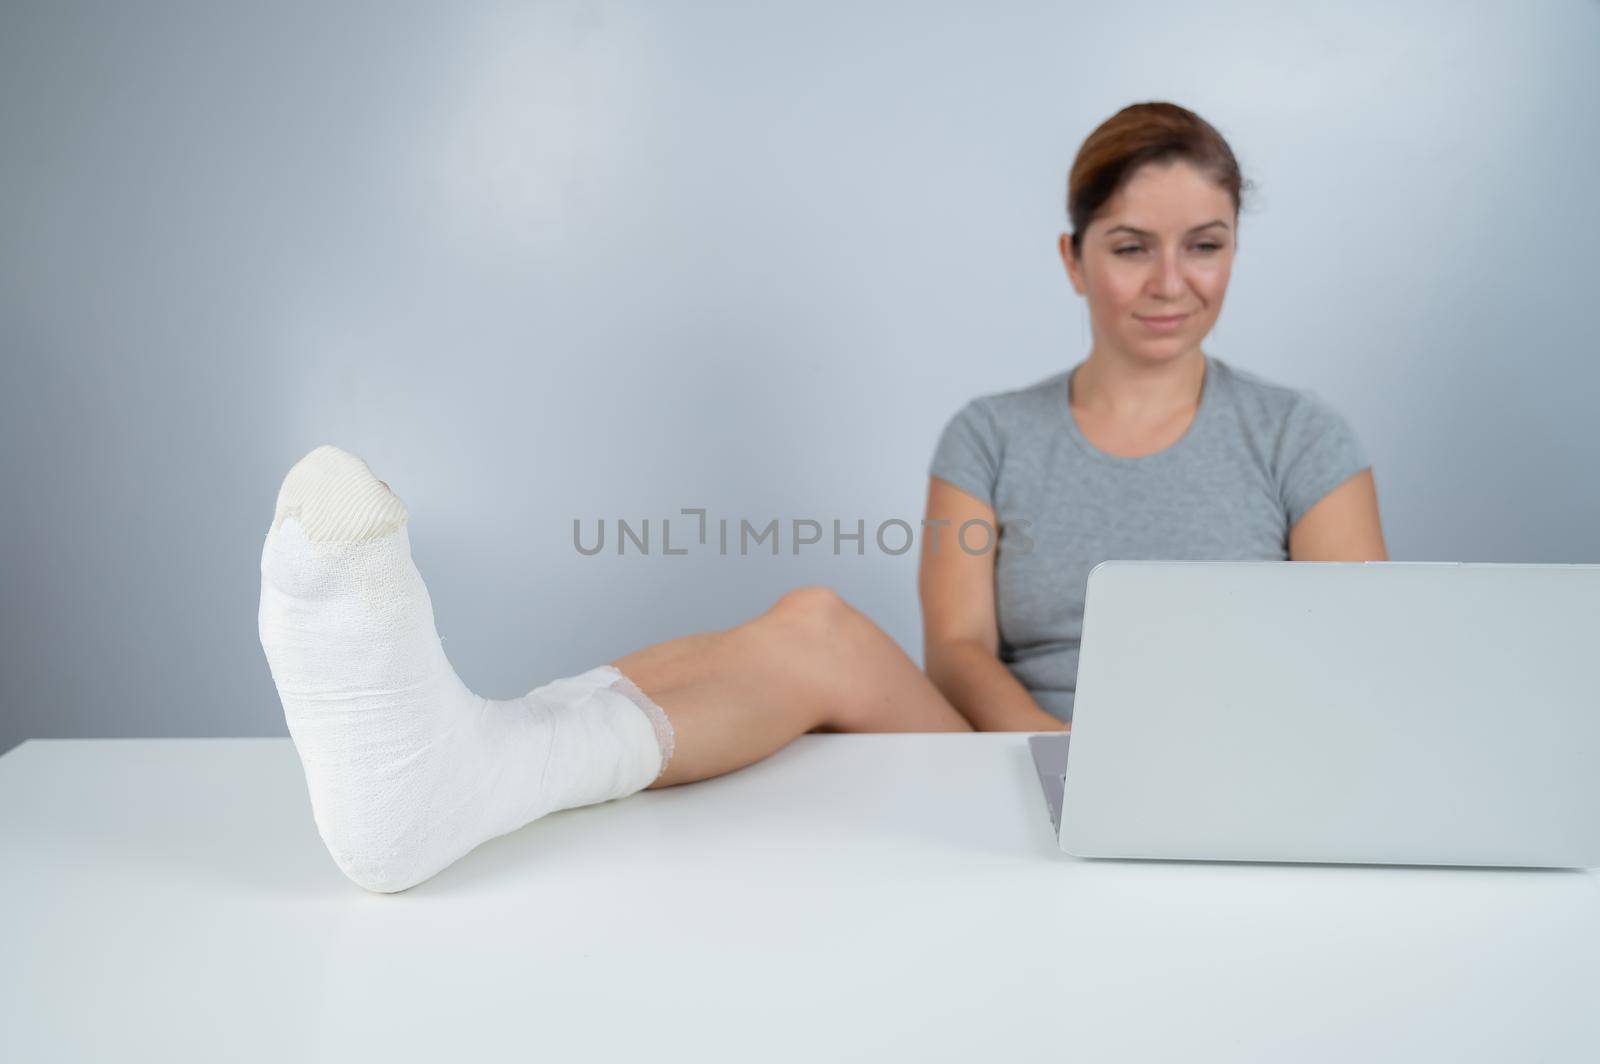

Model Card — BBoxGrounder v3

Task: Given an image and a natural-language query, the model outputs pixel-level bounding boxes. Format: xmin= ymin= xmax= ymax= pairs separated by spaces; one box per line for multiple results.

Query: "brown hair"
xmin=1066 ymin=102 xmax=1252 ymax=258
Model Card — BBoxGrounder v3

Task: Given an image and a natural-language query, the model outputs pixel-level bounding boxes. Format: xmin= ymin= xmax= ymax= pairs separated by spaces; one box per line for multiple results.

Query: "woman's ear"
xmin=1059 ymin=233 xmax=1085 ymax=296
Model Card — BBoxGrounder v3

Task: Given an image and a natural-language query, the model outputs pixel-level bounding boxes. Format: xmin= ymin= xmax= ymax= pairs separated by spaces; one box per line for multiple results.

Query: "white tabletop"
xmin=2 ymin=734 xmax=1596 ymax=1062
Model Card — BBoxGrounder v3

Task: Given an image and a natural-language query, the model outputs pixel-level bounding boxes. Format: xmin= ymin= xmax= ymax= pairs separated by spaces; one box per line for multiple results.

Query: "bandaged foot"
xmin=258 ymin=445 xmax=674 ymax=892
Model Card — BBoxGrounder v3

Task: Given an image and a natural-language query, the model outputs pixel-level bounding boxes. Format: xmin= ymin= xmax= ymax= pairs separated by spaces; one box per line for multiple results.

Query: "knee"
xmin=770 ymin=585 xmax=854 ymax=629
xmin=762 ymin=587 xmax=868 ymax=665
xmin=758 ymin=586 xmax=866 ymax=718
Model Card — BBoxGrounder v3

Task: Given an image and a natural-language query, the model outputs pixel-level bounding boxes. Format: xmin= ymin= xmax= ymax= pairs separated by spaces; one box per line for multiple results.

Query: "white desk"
xmin=2 ymin=735 xmax=1595 ymax=1062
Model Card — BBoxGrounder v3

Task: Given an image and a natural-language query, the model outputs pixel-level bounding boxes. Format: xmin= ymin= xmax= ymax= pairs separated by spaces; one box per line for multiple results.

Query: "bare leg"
xmin=612 ymin=586 xmax=972 ymax=789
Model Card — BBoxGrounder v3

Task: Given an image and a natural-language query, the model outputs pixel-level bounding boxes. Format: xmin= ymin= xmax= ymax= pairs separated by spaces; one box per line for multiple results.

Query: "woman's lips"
xmin=1137 ymin=313 xmax=1189 ymax=332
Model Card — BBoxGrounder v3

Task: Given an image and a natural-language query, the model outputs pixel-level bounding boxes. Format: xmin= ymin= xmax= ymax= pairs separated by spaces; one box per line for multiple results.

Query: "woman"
xmin=258 ymin=102 xmax=1386 ymax=894
xmin=921 ymin=102 xmax=1386 ymax=731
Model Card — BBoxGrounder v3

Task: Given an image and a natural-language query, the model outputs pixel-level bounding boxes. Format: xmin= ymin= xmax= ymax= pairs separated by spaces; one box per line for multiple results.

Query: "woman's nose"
xmin=1149 ymin=252 xmax=1185 ymax=298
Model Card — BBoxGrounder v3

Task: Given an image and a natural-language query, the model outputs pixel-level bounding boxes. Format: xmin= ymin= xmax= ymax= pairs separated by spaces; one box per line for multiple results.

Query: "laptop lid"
xmin=1029 ymin=733 xmax=1070 ymax=834
xmin=1058 ymin=560 xmax=1600 ymax=868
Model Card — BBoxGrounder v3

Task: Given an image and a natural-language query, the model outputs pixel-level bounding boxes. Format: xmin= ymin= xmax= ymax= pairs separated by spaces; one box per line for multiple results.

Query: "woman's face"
xmin=1060 ymin=160 xmax=1236 ymax=367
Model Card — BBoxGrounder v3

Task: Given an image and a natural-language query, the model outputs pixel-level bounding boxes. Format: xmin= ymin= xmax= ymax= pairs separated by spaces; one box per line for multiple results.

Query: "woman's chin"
xmin=1119 ymin=339 xmax=1201 ymax=365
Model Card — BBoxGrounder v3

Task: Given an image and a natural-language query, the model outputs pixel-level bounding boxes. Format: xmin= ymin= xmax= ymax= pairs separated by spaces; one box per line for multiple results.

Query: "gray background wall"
xmin=2 ymin=0 xmax=1596 ymax=756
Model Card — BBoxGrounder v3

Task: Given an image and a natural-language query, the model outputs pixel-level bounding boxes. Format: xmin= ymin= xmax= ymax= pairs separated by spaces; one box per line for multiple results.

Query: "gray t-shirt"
xmin=927 ymin=354 xmax=1370 ymax=723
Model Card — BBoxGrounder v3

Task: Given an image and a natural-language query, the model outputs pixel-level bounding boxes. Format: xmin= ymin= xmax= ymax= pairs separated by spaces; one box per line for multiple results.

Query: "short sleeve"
xmin=929 ymin=398 xmax=1002 ymax=507
xmin=1276 ymin=392 xmax=1371 ymax=527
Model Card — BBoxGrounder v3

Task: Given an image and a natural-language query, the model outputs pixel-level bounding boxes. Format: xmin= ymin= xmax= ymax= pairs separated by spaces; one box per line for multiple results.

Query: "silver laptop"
xmin=1030 ymin=560 xmax=1600 ymax=868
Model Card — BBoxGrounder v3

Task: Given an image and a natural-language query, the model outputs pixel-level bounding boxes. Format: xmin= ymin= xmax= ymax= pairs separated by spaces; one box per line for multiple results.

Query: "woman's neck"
xmin=1069 ymin=346 xmax=1207 ymax=422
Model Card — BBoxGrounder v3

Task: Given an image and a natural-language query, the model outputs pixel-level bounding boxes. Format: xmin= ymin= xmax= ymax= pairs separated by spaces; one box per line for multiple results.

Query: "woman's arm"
xmin=918 ymin=476 xmax=1068 ymax=732
xmin=1288 ymin=468 xmax=1389 ymax=561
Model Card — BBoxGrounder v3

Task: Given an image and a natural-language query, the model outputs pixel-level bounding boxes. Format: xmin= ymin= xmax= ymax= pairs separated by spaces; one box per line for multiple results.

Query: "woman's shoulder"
xmin=954 ymin=368 xmax=1072 ymax=424
xmin=1208 ymin=356 xmax=1369 ymax=498
xmin=1208 ymin=355 xmax=1348 ymax=428
xmin=930 ymin=371 xmax=1069 ymax=493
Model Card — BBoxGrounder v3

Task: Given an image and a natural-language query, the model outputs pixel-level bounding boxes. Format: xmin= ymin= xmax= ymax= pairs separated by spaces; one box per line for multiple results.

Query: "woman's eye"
xmin=1115 ymin=243 xmax=1222 ymax=256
